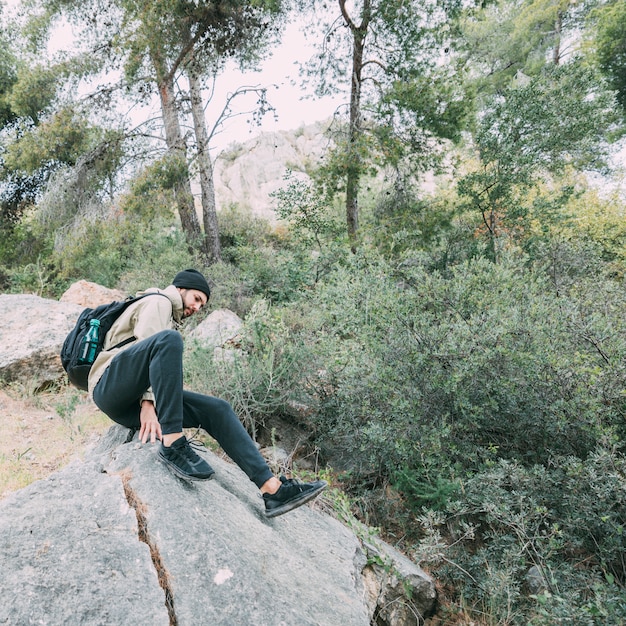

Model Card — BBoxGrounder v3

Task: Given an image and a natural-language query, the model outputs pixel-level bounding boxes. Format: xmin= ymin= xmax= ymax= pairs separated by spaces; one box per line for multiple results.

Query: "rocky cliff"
xmin=212 ymin=121 xmax=333 ymax=222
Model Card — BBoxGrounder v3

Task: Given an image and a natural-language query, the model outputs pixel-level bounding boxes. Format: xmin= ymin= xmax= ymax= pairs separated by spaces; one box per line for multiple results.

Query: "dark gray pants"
xmin=92 ymin=329 xmax=273 ymax=488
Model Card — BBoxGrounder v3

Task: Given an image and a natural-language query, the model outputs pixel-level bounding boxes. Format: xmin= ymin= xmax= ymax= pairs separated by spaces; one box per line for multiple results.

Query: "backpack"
xmin=61 ymin=293 xmax=167 ymax=391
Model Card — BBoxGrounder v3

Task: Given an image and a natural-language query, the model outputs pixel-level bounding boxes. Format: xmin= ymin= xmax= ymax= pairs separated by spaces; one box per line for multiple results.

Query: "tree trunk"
xmin=553 ymin=11 xmax=562 ymax=65
xmin=187 ymin=64 xmax=221 ymax=264
xmin=340 ymin=0 xmax=371 ymax=253
xmin=346 ymin=33 xmax=363 ymax=253
xmin=151 ymin=50 xmax=207 ymax=260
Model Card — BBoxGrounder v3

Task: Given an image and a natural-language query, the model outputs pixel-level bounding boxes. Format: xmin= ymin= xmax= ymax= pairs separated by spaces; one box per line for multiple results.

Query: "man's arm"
xmin=132 ymin=294 xmax=176 ymax=409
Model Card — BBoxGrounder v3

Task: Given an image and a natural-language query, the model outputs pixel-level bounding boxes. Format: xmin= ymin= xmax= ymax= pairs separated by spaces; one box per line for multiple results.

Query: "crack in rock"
xmin=119 ymin=470 xmax=177 ymax=626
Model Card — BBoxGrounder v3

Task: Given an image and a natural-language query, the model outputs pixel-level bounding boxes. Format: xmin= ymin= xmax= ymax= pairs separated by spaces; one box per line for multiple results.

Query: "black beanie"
xmin=172 ymin=269 xmax=211 ymax=299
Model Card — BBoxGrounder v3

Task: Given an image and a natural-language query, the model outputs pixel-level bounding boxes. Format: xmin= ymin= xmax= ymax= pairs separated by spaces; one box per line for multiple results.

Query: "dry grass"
xmin=0 ymin=386 xmax=111 ymax=500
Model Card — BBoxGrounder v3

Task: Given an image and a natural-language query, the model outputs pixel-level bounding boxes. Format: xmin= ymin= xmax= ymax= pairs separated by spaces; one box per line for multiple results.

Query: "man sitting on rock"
xmin=89 ymin=268 xmax=326 ymax=518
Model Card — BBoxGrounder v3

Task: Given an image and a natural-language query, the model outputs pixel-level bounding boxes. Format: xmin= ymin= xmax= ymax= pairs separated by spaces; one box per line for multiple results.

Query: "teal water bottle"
xmin=78 ymin=319 xmax=101 ymax=364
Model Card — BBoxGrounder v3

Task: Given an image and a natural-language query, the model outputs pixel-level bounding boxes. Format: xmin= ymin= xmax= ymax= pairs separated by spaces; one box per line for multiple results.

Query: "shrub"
xmin=415 ymin=444 xmax=626 ymax=624
xmin=184 ymin=299 xmax=317 ymax=441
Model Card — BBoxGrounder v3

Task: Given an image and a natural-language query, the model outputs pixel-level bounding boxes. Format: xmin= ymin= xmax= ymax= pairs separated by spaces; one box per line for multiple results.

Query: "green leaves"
xmin=589 ymin=0 xmax=626 ymax=112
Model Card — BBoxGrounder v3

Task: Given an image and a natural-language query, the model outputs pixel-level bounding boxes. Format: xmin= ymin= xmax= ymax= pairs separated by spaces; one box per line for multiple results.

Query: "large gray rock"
xmin=0 ymin=425 xmax=436 ymax=625
xmin=0 ymin=294 xmax=83 ymax=388
xmin=187 ymin=308 xmax=243 ymax=350
xmin=0 ymin=452 xmax=169 ymax=625
xmin=213 ymin=121 xmax=331 ymax=221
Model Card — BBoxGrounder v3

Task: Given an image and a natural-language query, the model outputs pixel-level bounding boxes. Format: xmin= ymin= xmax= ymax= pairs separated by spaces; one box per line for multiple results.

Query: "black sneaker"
xmin=158 ymin=436 xmax=215 ymax=481
xmin=263 ymin=476 xmax=327 ymax=518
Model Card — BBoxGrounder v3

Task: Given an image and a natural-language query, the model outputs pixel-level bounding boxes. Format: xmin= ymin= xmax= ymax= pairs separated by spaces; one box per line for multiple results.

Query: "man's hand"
xmin=139 ymin=400 xmax=162 ymax=444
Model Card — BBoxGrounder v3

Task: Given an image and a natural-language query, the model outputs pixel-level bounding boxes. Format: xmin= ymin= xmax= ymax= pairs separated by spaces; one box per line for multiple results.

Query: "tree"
xmin=300 ymin=0 xmax=468 ymax=251
xmin=18 ymin=0 xmax=286 ymax=263
xmin=458 ymin=0 xmax=605 ymax=109
xmin=457 ymin=63 xmax=621 ymax=260
xmin=589 ymin=0 xmax=626 ymax=113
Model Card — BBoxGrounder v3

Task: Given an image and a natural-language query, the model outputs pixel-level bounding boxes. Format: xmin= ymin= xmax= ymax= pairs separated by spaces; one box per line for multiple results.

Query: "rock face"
xmin=188 ymin=309 xmax=243 ymax=350
xmin=0 ymin=294 xmax=83 ymax=389
xmin=0 ymin=425 xmax=436 ymax=625
xmin=213 ymin=121 xmax=332 ymax=221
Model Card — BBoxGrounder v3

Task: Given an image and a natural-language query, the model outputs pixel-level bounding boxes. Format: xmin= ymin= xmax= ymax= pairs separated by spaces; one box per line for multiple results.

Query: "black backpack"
xmin=61 ymin=293 xmax=167 ymax=391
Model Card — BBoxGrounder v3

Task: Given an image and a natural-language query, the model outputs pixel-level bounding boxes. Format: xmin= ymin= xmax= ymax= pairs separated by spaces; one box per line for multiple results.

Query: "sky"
xmin=201 ymin=18 xmax=341 ymax=151
xmin=3 ymin=0 xmax=342 ymax=152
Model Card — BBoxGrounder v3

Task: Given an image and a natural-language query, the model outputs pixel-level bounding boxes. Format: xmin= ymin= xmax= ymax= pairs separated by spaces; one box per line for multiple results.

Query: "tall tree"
xmin=21 ymin=0 xmax=286 ymax=263
xmin=457 ymin=63 xmax=620 ymax=260
xmin=588 ymin=0 xmax=626 ymax=113
xmin=301 ymin=0 xmax=467 ymax=251
xmin=460 ymin=0 xmax=602 ymax=95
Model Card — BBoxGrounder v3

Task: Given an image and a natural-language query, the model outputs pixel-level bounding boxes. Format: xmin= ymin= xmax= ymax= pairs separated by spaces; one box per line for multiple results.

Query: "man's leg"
xmin=181 ymin=391 xmax=327 ymax=516
xmin=181 ymin=391 xmax=274 ymax=488
xmin=93 ymin=330 xmax=213 ymax=480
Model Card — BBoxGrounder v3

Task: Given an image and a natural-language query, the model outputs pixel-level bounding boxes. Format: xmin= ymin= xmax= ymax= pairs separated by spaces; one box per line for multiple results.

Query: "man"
xmin=89 ymin=269 xmax=326 ymax=518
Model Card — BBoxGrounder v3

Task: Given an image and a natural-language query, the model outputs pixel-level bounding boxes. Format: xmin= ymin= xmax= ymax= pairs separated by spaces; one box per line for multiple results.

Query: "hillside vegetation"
xmin=2 ymin=0 xmax=626 ymax=623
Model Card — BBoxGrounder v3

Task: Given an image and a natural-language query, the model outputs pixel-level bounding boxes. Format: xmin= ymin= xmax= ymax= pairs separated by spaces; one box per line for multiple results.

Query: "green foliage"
xmin=415 ymin=444 xmax=626 ymax=624
xmin=590 ymin=0 xmax=626 ymax=113
xmin=372 ymin=176 xmax=457 ymax=258
xmin=458 ymin=63 xmax=621 ymax=258
xmin=7 ymin=64 xmax=59 ymax=123
xmin=4 ymin=107 xmax=95 ymax=174
xmin=184 ymin=299 xmax=316 ymax=440
xmin=118 ymin=154 xmax=187 ymax=221
xmin=297 ymin=242 xmax=626 ymax=508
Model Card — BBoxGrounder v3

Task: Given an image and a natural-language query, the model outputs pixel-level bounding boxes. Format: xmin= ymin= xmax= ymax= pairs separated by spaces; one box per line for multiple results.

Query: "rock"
xmin=60 ymin=280 xmax=126 ymax=307
xmin=188 ymin=309 xmax=243 ymax=350
xmin=213 ymin=121 xmax=332 ymax=222
xmin=0 ymin=294 xmax=83 ymax=388
xmin=0 ymin=425 xmax=437 ymax=625
xmin=0 ymin=455 xmax=169 ymax=625
xmin=525 ymin=565 xmax=547 ymax=594
xmin=362 ymin=539 xmax=438 ymax=626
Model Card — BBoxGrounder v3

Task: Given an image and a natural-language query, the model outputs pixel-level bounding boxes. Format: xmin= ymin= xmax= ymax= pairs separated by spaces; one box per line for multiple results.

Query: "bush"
xmin=415 ymin=444 xmax=626 ymax=624
xmin=183 ymin=299 xmax=317 ymax=441
xmin=305 ymin=247 xmax=625 ymax=478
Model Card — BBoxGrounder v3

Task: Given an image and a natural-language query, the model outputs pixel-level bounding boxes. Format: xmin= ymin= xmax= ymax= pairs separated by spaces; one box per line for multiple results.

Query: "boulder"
xmin=60 ymin=280 xmax=126 ymax=307
xmin=0 ymin=425 xmax=436 ymax=625
xmin=188 ymin=309 xmax=243 ymax=350
xmin=0 ymin=294 xmax=83 ymax=388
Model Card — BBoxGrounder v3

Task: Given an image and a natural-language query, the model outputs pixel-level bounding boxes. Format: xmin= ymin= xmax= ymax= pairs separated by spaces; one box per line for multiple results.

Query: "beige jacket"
xmin=88 ymin=285 xmax=184 ymax=403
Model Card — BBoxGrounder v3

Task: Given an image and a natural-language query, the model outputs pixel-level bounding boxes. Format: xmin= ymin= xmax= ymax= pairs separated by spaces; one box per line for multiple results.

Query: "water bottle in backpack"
xmin=78 ymin=319 xmax=101 ymax=364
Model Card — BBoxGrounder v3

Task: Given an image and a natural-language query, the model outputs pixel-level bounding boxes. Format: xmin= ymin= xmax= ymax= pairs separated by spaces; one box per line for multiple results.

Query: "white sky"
xmin=2 ymin=0 xmax=342 ymax=152
xmin=200 ymin=18 xmax=341 ymax=151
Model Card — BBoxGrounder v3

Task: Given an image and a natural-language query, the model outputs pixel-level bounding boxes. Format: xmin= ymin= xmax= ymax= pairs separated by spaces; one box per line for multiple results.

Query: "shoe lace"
xmin=170 ymin=435 xmax=205 ymax=463
xmin=279 ymin=476 xmax=306 ymax=493
xmin=186 ymin=429 xmax=207 ymax=452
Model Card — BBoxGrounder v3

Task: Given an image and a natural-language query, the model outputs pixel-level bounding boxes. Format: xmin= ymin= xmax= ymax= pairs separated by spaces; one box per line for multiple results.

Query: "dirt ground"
xmin=0 ymin=387 xmax=111 ymax=500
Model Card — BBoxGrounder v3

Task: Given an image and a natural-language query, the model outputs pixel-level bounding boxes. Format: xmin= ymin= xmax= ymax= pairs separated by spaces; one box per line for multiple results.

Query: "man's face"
xmin=179 ymin=288 xmax=208 ymax=318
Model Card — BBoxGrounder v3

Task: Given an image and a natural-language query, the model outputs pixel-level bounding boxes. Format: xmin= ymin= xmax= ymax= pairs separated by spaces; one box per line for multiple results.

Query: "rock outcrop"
xmin=213 ymin=121 xmax=332 ymax=221
xmin=0 ymin=294 xmax=83 ymax=389
xmin=0 ymin=425 xmax=436 ymax=625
